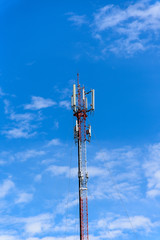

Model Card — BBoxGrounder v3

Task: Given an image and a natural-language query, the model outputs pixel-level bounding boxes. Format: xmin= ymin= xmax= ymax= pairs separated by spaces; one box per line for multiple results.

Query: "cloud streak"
xmin=0 ymin=179 xmax=14 ymax=198
xmin=143 ymin=143 xmax=160 ymax=198
xmin=15 ymin=192 xmax=33 ymax=204
xmin=47 ymin=138 xmax=62 ymax=147
xmin=24 ymin=96 xmax=56 ymax=110
xmin=59 ymin=100 xmax=70 ymax=110
xmin=68 ymin=13 xmax=87 ymax=26
xmin=2 ymin=127 xmax=36 ymax=139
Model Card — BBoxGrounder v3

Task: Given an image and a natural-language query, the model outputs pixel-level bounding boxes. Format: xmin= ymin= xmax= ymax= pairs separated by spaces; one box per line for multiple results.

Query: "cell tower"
xmin=71 ymin=73 xmax=95 ymax=240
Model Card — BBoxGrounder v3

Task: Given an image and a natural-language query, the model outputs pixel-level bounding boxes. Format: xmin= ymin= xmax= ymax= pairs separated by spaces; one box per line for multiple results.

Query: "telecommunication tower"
xmin=71 ymin=73 xmax=95 ymax=240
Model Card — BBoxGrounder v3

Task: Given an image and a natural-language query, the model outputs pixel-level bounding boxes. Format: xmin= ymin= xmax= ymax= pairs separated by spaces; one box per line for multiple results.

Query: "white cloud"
xmin=47 ymin=138 xmax=62 ymax=147
xmin=41 ymin=158 xmax=56 ymax=165
xmin=47 ymin=165 xmax=70 ymax=177
xmin=26 ymin=222 xmax=46 ymax=235
xmin=24 ymin=214 xmax=52 ymax=235
xmin=15 ymin=192 xmax=33 ymax=204
xmin=24 ymin=96 xmax=56 ymax=110
xmin=0 ymin=179 xmax=14 ymax=198
xmin=95 ymin=149 xmax=110 ymax=161
xmin=54 ymin=120 xmax=59 ymax=129
xmin=0 ymin=236 xmax=18 ymax=240
xmin=54 ymin=86 xmax=72 ymax=99
xmin=59 ymin=100 xmax=70 ymax=110
xmin=143 ymin=143 xmax=160 ymax=198
xmin=0 ymin=151 xmax=14 ymax=164
xmin=68 ymin=13 xmax=87 ymax=26
xmin=0 ymin=87 xmax=5 ymax=97
xmin=15 ymin=149 xmax=45 ymax=161
xmin=47 ymin=165 xmax=78 ymax=179
xmin=3 ymin=99 xmax=10 ymax=114
xmin=3 ymin=127 xmax=36 ymax=139
xmin=87 ymin=166 xmax=106 ymax=177
xmin=26 ymin=60 xmax=36 ymax=66
xmin=147 ymin=189 xmax=160 ymax=198
xmin=53 ymin=216 xmax=78 ymax=233
xmin=10 ymin=112 xmax=34 ymax=122
xmin=34 ymin=174 xmax=42 ymax=182
xmin=0 ymin=160 xmax=5 ymax=165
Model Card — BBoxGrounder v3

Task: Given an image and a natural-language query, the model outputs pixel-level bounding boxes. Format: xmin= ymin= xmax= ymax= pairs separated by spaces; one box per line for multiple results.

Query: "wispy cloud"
xmin=3 ymin=99 xmax=10 ymax=114
xmin=34 ymin=174 xmax=42 ymax=182
xmin=47 ymin=138 xmax=62 ymax=147
xmin=54 ymin=79 xmax=75 ymax=100
xmin=143 ymin=143 xmax=160 ymax=198
xmin=15 ymin=149 xmax=45 ymax=162
xmin=47 ymin=165 xmax=71 ymax=177
xmin=24 ymin=214 xmax=53 ymax=236
xmin=26 ymin=60 xmax=36 ymax=66
xmin=0 ymin=235 xmax=18 ymax=240
xmin=0 ymin=87 xmax=5 ymax=97
xmin=55 ymin=193 xmax=78 ymax=215
xmin=59 ymin=100 xmax=70 ymax=110
xmin=53 ymin=216 xmax=78 ymax=233
xmin=2 ymin=127 xmax=36 ymax=139
xmin=54 ymin=120 xmax=59 ymax=129
xmin=24 ymin=96 xmax=56 ymax=110
xmin=68 ymin=13 xmax=87 ymax=26
xmin=15 ymin=192 xmax=33 ymax=204
xmin=10 ymin=112 xmax=34 ymax=122
xmin=0 ymin=179 xmax=15 ymax=198
xmin=0 ymin=151 xmax=15 ymax=164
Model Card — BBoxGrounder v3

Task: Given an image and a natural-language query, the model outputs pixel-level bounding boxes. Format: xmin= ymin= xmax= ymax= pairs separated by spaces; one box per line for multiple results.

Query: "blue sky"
xmin=1 ymin=0 xmax=160 ymax=239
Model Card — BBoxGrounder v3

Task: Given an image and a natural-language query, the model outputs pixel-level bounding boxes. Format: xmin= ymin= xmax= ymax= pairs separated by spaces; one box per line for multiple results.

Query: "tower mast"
xmin=71 ymin=73 xmax=95 ymax=240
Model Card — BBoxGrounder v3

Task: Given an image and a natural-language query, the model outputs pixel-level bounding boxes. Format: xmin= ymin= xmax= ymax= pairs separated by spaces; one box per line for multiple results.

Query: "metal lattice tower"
xmin=71 ymin=73 xmax=95 ymax=240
